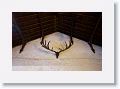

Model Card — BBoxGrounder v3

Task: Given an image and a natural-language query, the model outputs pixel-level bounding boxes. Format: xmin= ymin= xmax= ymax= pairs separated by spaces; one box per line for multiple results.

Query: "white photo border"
xmin=0 ymin=0 xmax=114 ymax=83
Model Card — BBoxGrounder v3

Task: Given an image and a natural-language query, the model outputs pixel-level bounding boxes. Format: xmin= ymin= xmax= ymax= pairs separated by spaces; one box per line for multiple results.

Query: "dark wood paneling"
xmin=93 ymin=16 xmax=102 ymax=46
xmin=12 ymin=12 xmax=56 ymax=47
xmin=12 ymin=12 xmax=102 ymax=47
xmin=57 ymin=12 xmax=102 ymax=46
xmin=12 ymin=24 xmax=22 ymax=47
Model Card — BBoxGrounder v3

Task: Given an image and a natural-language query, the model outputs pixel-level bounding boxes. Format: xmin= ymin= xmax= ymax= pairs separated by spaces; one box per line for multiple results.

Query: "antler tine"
xmin=41 ymin=39 xmax=57 ymax=53
xmin=52 ymin=47 xmax=53 ymax=50
xmin=44 ymin=40 xmax=46 ymax=45
xmin=47 ymin=41 xmax=50 ymax=49
xmin=61 ymin=42 xmax=65 ymax=49
xmin=43 ymin=40 xmax=45 ymax=45
xmin=65 ymin=41 xmax=68 ymax=48
xmin=69 ymin=40 xmax=72 ymax=46
xmin=59 ymin=40 xmax=73 ymax=53
xmin=49 ymin=46 xmax=56 ymax=53
xmin=58 ymin=48 xmax=63 ymax=51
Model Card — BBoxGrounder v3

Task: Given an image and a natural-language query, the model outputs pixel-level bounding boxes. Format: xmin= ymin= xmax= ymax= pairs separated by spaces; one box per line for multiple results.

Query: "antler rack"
xmin=40 ymin=36 xmax=73 ymax=58
xmin=39 ymin=13 xmax=74 ymax=59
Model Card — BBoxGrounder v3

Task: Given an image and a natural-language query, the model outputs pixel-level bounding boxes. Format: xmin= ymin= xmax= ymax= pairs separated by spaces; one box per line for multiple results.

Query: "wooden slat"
xmin=13 ymin=12 xmax=37 ymax=17
xmin=16 ymin=19 xmax=38 ymax=26
xmin=16 ymin=14 xmax=38 ymax=21
xmin=19 ymin=23 xmax=40 ymax=29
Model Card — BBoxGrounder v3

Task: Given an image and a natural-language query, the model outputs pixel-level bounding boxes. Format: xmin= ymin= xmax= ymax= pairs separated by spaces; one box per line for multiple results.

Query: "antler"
xmin=59 ymin=40 xmax=73 ymax=53
xmin=41 ymin=40 xmax=56 ymax=53
xmin=40 ymin=39 xmax=73 ymax=59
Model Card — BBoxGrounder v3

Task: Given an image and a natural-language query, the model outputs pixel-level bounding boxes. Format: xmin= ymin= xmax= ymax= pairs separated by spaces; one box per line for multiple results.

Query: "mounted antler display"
xmin=12 ymin=12 xmax=102 ymax=59
xmin=39 ymin=13 xmax=75 ymax=59
xmin=40 ymin=37 xmax=73 ymax=58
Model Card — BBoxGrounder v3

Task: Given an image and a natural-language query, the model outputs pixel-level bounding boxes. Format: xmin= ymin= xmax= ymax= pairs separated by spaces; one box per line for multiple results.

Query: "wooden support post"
xmin=12 ymin=14 xmax=26 ymax=53
xmin=88 ymin=14 xmax=102 ymax=53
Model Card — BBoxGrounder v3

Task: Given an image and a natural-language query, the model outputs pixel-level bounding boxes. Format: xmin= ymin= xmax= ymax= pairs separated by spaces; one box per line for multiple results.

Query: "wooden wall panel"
xmin=12 ymin=24 xmax=22 ymax=47
xmin=57 ymin=12 xmax=102 ymax=46
xmin=12 ymin=12 xmax=102 ymax=47
xmin=12 ymin=12 xmax=56 ymax=47
xmin=93 ymin=17 xmax=102 ymax=46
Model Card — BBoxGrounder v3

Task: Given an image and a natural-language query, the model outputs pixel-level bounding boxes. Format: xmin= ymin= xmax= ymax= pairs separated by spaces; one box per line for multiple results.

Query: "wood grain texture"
xmin=12 ymin=12 xmax=102 ymax=47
